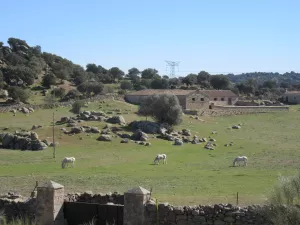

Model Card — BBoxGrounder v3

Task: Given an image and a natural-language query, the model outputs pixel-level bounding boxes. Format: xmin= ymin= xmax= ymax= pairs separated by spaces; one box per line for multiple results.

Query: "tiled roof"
xmin=283 ymin=91 xmax=300 ymax=95
xmin=126 ymin=89 xmax=196 ymax=96
xmin=199 ymin=90 xmax=237 ymax=98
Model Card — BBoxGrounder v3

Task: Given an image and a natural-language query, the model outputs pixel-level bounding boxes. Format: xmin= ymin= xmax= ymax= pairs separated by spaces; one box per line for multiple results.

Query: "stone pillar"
xmin=124 ymin=186 xmax=150 ymax=225
xmin=35 ymin=180 xmax=65 ymax=225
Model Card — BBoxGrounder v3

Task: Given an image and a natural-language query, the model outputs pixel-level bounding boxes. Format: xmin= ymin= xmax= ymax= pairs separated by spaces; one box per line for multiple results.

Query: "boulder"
xmin=30 ymin=132 xmax=39 ymax=140
xmin=90 ymin=127 xmax=100 ymax=133
xmin=97 ymin=135 xmax=112 ymax=142
xmin=71 ymin=127 xmax=85 ymax=134
xmin=120 ymin=133 xmax=131 ymax=139
xmin=145 ymin=142 xmax=151 ymax=146
xmin=28 ymin=108 xmax=34 ymax=113
xmin=191 ymin=135 xmax=199 ymax=144
xmin=106 ymin=116 xmax=126 ymax=125
xmin=59 ymin=117 xmax=70 ymax=123
xmin=174 ymin=138 xmax=183 ymax=146
xmin=120 ymin=139 xmax=129 ymax=143
xmin=232 ymin=125 xmax=241 ymax=129
xmin=101 ymin=128 xmax=111 ymax=134
xmin=131 ymin=130 xmax=148 ymax=141
xmin=21 ymin=107 xmax=30 ymax=114
xmin=31 ymin=140 xmax=48 ymax=151
xmin=91 ymin=111 xmax=107 ymax=117
xmin=31 ymin=125 xmax=42 ymax=130
xmin=2 ymin=133 xmax=15 ymax=147
xmin=182 ymin=129 xmax=191 ymax=136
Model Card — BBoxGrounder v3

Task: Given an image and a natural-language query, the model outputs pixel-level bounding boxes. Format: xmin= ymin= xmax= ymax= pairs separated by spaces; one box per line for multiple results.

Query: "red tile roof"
xmin=126 ymin=89 xmax=196 ymax=96
xmin=199 ymin=90 xmax=237 ymax=98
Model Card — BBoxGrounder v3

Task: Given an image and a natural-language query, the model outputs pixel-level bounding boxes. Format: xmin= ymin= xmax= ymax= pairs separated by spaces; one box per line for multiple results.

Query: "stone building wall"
xmin=185 ymin=92 xmax=209 ymax=110
xmin=144 ymin=202 xmax=273 ymax=225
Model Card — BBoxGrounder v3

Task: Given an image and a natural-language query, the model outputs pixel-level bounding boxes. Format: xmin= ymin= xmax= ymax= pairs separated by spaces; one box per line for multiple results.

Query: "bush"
xmin=265 ymin=173 xmax=300 ymax=225
xmin=7 ymin=86 xmax=30 ymax=103
xmin=42 ymin=73 xmax=56 ymax=88
xmin=120 ymin=80 xmax=133 ymax=90
xmin=51 ymin=87 xmax=66 ymax=99
xmin=71 ymin=100 xmax=85 ymax=114
xmin=102 ymin=86 xmax=114 ymax=94
xmin=77 ymin=81 xmax=104 ymax=96
xmin=138 ymin=94 xmax=183 ymax=126
xmin=62 ymin=89 xmax=82 ymax=101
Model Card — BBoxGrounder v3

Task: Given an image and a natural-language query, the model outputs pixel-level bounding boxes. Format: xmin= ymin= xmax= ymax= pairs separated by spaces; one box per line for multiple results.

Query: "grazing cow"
xmin=62 ymin=157 xmax=76 ymax=169
xmin=233 ymin=156 xmax=247 ymax=167
xmin=154 ymin=154 xmax=167 ymax=165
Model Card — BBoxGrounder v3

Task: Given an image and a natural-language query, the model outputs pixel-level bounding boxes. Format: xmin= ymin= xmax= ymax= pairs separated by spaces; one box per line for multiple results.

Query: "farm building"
xmin=282 ymin=91 xmax=300 ymax=104
xmin=125 ymin=89 xmax=238 ymax=110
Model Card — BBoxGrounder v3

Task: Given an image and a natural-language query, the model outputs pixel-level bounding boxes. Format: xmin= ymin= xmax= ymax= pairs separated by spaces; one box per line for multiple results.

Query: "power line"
xmin=165 ymin=60 xmax=180 ymax=77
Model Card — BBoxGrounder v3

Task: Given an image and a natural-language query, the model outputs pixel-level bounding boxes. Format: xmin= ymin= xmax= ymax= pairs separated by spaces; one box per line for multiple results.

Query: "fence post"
xmin=124 ymin=186 xmax=151 ymax=225
xmin=35 ymin=180 xmax=65 ymax=225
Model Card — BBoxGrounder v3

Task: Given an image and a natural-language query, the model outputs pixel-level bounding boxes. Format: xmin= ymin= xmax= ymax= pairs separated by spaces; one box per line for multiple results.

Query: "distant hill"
xmin=226 ymin=72 xmax=300 ymax=86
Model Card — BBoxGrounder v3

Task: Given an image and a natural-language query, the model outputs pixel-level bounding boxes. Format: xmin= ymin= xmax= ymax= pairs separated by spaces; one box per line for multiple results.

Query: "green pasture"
xmin=0 ymin=101 xmax=299 ymax=206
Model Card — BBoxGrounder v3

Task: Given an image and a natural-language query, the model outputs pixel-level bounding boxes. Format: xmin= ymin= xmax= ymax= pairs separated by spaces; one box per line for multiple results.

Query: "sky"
xmin=0 ymin=0 xmax=299 ymax=77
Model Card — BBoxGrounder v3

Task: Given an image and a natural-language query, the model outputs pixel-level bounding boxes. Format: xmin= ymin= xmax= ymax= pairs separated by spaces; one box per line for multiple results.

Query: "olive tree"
xmin=138 ymin=94 xmax=182 ymax=126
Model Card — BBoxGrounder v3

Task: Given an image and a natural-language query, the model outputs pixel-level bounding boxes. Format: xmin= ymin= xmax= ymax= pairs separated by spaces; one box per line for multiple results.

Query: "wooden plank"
xmin=97 ymin=204 xmax=108 ymax=225
xmin=64 ymin=202 xmax=98 ymax=225
xmin=117 ymin=205 xmax=124 ymax=225
xmin=106 ymin=205 xmax=119 ymax=225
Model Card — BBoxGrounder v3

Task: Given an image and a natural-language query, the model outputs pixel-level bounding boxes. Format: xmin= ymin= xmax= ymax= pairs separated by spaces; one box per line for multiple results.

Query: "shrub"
xmin=71 ymin=100 xmax=85 ymax=114
xmin=51 ymin=87 xmax=66 ymax=99
xmin=120 ymin=80 xmax=133 ymax=90
xmin=62 ymin=89 xmax=82 ymax=101
xmin=42 ymin=73 xmax=56 ymax=88
xmin=138 ymin=94 xmax=183 ymax=126
xmin=265 ymin=173 xmax=300 ymax=225
xmin=7 ymin=86 xmax=30 ymax=103
xmin=102 ymin=86 xmax=114 ymax=94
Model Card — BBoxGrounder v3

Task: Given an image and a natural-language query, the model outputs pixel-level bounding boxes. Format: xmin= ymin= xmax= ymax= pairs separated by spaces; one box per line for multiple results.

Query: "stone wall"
xmin=65 ymin=191 xmax=124 ymax=205
xmin=0 ymin=198 xmax=36 ymax=221
xmin=144 ymin=201 xmax=272 ymax=225
xmin=0 ymin=94 xmax=124 ymax=113
xmin=198 ymin=105 xmax=289 ymax=117
xmin=0 ymin=191 xmax=124 ymax=221
xmin=186 ymin=92 xmax=209 ymax=110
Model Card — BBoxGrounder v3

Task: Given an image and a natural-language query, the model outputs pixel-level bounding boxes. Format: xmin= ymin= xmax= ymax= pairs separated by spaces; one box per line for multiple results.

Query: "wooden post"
xmin=236 ymin=192 xmax=239 ymax=206
xmin=52 ymin=112 xmax=56 ymax=159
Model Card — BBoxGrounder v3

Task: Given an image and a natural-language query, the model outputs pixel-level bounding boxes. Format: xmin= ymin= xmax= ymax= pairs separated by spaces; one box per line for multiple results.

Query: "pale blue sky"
xmin=0 ymin=0 xmax=299 ymax=76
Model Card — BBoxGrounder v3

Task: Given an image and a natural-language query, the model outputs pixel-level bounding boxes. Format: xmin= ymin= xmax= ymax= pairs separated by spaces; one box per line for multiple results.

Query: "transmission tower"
xmin=165 ymin=60 xmax=180 ymax=78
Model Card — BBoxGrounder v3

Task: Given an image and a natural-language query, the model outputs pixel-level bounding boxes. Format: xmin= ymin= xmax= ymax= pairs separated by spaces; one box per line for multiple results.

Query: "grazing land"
xmin=0 ymin=100 xmax=299 ymax=206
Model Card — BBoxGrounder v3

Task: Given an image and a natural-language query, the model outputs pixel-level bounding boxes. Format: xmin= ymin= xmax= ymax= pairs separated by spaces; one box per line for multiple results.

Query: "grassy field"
xmin=0 ymin=100 xmax=299 ymax=206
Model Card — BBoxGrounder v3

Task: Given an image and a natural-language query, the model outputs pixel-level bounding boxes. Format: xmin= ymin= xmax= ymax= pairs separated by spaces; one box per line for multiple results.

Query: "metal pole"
xmin=236 ymin=192 xmax=239 ymax=205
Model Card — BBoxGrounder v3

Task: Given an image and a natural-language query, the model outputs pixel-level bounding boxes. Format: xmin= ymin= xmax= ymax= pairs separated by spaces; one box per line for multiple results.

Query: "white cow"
xmin=233 ymin=156 xmax=248 ymax=167
xmin=62 ymin=157 xmax=76 ymax=169
xmin=153 ymin=154 xmax=167 ymax=165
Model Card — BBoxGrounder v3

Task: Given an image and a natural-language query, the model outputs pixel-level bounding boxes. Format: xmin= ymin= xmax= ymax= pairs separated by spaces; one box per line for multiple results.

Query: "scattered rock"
xmin=97 ymin=135 xmax=112 ymax=142
xmin=106 ymin=116 xmax=126 ymax=125
xmin=174 ymin=138 xmax=183 ymax=146
xmin=131 ymin=130 xmax=148 ymax=141
xmin=120 ymin=139 xmax=129 ymax=143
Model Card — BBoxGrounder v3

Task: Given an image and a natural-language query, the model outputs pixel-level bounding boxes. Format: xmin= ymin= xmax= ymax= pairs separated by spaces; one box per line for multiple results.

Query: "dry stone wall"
xmin=0 ymin=191 xmax=124 ymax=222
xmin=144 ymin=201 xmax=273 ymax=225
xmin=199 ymin=105 xmax=289 ymax=117
xmin=0 ymin=94 xmax=125 ymax=113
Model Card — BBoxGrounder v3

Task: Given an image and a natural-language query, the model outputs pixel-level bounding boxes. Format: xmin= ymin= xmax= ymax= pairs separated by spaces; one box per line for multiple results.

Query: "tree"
xmin=182 ymin=74 xmax=197 ymax=86
xmin=263 ymin=80 xmax=277 ymax=89
xmin=3 ymin=65 xmax=36 ymax=86
xmin=127 ymin=67 xmax=140 ymax=78
xmin=141 ymin=68 xmax=159 ymax=79
xmin=7 ymin=37 xmax=29 ymax=52
xmin=151 ymin=78 xmax=169 ymax=89
xmin=42 ymin=73 xmax=56 ymax=88
xmin=197 ymin=71 xmax=210 ymax=83
xmin=77 ymin=81 xmax=104 ymax=96
xmin=120 ymin=80 xmax=133 ymax=90
xmin=108 ymin=67 xmax=125 ymax=81
xmin=138 ymin=94 xmax=183 ymax=126
xmin=210 ymin=75 xmax=230 ymax=89
xmin=86 ymin=63 xmax=99 ymax=74
xmin=7 ymin=86 xmax=30 ymax=103
xmin=62 ymin=89 xmax=82 ymax=101
xmin=71 ymin=100 xmax=85 ymax=114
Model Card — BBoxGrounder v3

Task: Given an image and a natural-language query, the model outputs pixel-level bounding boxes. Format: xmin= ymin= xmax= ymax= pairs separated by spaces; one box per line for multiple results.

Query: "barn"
xmin=125 ymin=89 xmax=238 ymax=110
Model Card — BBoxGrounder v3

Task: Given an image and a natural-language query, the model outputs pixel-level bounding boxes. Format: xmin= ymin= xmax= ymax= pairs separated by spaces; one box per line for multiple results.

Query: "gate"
xmin=64 ymin=202 xmax=124 ymax=225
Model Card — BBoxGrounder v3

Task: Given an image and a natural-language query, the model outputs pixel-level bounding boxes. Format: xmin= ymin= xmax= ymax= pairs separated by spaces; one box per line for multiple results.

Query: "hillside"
xmin=1 ymin=37 xmax=299 ymax=104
